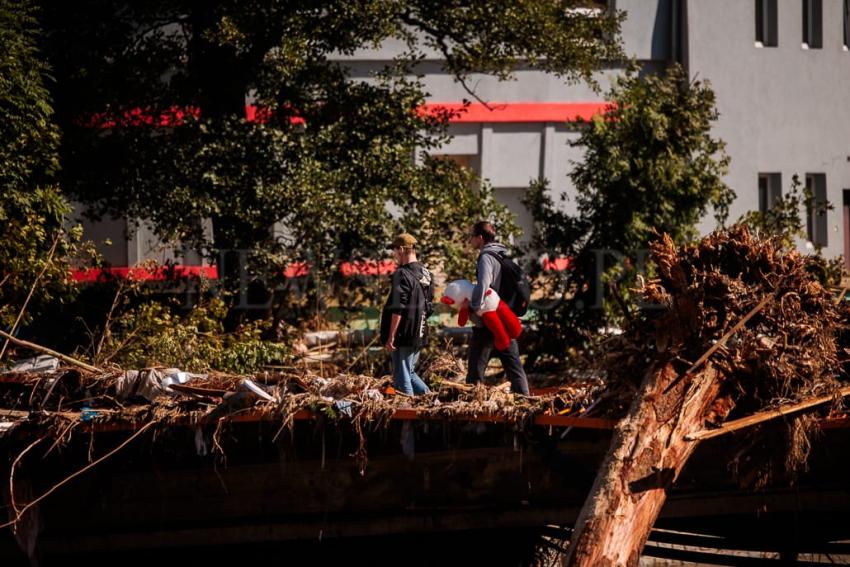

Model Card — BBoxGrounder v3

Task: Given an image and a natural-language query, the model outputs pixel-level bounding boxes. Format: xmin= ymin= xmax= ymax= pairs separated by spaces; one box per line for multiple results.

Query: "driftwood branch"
xmin=0 ymin=330 xmax=103 ymax=374
xmin=687 ymin=384 xmax=850 ymax=441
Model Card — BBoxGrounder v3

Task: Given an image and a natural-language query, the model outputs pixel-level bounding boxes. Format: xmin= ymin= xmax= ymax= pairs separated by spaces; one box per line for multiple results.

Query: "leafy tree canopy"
xmin=0 ymin=0 xmax=84 ymax=331
xmin=40 ymin=0 xmax=622 ymax=309
xmin=524 ymin=64 xmax=734 ymax=358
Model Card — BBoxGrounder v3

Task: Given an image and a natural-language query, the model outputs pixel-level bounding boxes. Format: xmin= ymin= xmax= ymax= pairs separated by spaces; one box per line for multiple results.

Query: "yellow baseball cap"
xmin=388 ymin=233 xmax=417 ymax=249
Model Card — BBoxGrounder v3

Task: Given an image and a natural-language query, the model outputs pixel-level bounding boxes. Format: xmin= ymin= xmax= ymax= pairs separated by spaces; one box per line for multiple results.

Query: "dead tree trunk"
xmin=563 ymin=361 xmax=722 ymax=566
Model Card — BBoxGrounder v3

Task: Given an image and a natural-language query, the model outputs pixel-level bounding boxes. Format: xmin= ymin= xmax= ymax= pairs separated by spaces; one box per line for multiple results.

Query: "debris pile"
xmin=3 ymin=226 xmax=850 ymax=555
xmin=0 ymin=358 xmax=606 ymax=468
xmin=608 ymin=226 xmax=849 ymax=472
xmin=0 ymin=357 xmax=608 ymax=531
xmin=565 ymin=226 xmax=850 ymax=566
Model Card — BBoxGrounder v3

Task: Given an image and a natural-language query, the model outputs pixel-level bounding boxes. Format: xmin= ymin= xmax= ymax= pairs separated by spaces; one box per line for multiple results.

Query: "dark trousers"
xmin=466 ymin=326 xmax=529 ymax=395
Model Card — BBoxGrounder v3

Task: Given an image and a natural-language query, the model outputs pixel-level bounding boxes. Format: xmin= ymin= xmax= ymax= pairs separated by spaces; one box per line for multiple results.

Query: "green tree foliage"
xmin=0 ymin=0 xmax=83 ymax=330
xmin=524 ymin=64 xmax=734 ymax=360
xmin=738 ymin=174 xmax=842 ymax=285
xmin=41 ymin=1 xmax=622 ymax=320
xmin=101 ymin=295 xmax=289 ymax=373
xmin=738 ymin=174 xmax=832 ymax=250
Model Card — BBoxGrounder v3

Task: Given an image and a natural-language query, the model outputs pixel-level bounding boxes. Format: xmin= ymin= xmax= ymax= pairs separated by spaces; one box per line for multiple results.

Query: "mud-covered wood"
xmin=564 ymin=363 xmax=719 ymax=566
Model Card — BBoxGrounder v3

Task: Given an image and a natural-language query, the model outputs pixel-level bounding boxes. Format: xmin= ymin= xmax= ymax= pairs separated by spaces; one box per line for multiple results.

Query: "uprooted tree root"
xmin=604 ymin=225 xmax=850 ymax=484
xmin=565 ymin=226 xmax=850 ymax=566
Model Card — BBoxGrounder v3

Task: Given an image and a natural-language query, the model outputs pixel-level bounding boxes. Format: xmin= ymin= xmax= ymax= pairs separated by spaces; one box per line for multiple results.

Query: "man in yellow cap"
xmin=380 ymin=233 xmax=433 ymax=396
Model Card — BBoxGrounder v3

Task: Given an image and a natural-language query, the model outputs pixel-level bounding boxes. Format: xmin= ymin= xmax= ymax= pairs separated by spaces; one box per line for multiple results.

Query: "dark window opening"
xmin=756 ymin=0 xmax=778 ymax=47
xmin=806 ymin=173 xmax=828 ymax=247
xmin=803 ymin=0 xmax=823 ymax=48
xmin=844 ymin=0 xmax=850 ymax=48
xmin=758 ymin=173 xmax=782 ymax=213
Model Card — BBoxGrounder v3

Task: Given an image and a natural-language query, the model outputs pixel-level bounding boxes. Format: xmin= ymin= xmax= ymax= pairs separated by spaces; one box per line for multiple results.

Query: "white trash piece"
xmin=116 ymin=368 xmax=207 ymax=401
xmin=241 ymin=378 xmax=275 ymax=401
xmin=6 ymin=355 xmax=60 ymax=373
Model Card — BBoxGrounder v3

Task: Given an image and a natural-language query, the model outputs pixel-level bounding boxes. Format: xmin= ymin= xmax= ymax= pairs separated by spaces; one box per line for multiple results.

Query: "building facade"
xmin=76 ymin=0 xmax=850 ymax=271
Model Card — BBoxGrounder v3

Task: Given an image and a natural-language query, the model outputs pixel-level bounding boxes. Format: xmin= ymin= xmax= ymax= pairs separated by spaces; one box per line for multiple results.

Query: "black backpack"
xmin=483 ymin=251 xmax=531 ymax=317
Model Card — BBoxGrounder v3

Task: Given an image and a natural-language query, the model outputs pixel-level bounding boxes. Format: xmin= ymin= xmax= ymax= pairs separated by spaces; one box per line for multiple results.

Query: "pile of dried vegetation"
xmin=604 ymin=225 xmax=850 ymax=483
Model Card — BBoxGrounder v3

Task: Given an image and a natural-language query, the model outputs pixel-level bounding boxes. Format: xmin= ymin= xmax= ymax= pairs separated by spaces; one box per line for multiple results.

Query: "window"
xmin=803 ymin=0 xmax=823 ymax=49
xmin=806 ymin=173 xmax=828 ymax=247
xmin=756 ymin=0 xmax=778 ymax=47
xmin=758 ymin=173 xmax=782 ymax=213
xmin=843 ymin=190 xmax=850 ymax=271
xmin=844 ymin=0 xmax=850 ymax=49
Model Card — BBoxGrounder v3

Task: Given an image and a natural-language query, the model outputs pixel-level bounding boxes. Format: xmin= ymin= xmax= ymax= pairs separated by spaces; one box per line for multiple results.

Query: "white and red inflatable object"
xmin=440 ymin=279 xmax=522 ymax=351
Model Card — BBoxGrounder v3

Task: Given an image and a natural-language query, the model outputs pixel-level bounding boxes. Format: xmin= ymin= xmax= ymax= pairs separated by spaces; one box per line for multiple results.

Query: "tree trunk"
xmin=188 ymin=2 xmax=270 ymax=328
xmin=563 ymin=361 xmax=722 ymax=566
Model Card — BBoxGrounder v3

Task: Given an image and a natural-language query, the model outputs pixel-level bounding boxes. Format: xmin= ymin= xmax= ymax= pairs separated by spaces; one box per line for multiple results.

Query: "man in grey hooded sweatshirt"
xmin=464 ymin=221 xmax=529 ymax=395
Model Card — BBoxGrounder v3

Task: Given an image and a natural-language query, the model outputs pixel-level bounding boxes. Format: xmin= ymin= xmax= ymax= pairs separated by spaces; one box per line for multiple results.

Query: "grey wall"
xmin=342 ymin=60 xmax=619 ymax=102
xmin=70 ymin=204 xmax=200 ymax=269
xmin=618 ymin=0 xmax=674 ymax=61
xmin=687 ymin=0 xmax=850 ymax=258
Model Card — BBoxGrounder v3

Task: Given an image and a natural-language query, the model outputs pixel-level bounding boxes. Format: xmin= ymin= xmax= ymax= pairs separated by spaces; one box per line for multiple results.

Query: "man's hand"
xmin=385 ymin=337 xmax=396 ymax=352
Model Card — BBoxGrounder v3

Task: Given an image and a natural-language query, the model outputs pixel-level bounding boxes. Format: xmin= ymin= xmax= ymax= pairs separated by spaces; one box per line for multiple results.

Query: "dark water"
xmin=3 ymin=528 xmax=552 ymax=567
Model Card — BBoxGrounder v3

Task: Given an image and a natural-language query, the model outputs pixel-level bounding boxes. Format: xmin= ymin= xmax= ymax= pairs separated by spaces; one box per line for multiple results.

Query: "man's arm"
xmin=385 ymin=313 xmax=402 ymax=351
xmin=385 ymin=270 xmax=411 ymax=311
xmin=385 ymin=270 xmax=411 ymax=350
xmin=470 ymin=254 xmax=499 ymax=311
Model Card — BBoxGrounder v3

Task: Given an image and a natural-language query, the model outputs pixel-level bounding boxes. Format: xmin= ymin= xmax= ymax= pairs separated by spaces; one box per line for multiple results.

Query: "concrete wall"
xmin=343 ymin=59 xmax=619 ymax=102
xmin=687 ymin=0 xmax=850 ymax=258
xmin=618 ymin=0 xmax=674 ymax=61
xmin=70 ymin=204 xmax=200 ymax=269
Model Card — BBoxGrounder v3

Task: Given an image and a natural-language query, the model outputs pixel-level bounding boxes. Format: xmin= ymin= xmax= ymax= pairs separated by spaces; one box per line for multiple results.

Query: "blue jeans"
xmin=391 ymin=347 xmax=430 ymax=396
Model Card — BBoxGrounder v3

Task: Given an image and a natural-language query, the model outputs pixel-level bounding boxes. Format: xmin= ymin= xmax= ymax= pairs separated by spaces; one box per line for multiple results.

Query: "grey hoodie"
xmin=470 ymin=242 xmax=510 ymax=317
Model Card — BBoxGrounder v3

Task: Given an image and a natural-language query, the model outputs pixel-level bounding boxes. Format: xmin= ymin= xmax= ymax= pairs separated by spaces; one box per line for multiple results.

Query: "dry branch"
xmin=0 ymin=330 xmax=103 ymax=374
xmin=687 ymin=384 xmax=850 ymax=441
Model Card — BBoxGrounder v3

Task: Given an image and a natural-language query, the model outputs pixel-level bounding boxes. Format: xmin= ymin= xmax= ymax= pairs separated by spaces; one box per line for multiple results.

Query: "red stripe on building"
xmin=244 ymin=105 xmax=305 ymax=125
xmin=70 ymin=259 xmax=399 ymax=282
xmin=70 ymin=265 xmax=219 ymax=283
xmin=339 ymin=260 xmax=397 ymax=277
xmin=85 ymin=102 xmax=609 ymax=128
xmin=542 ymin=256 xmax=573 ymax=271
xmin=81 ymin=106 xmax=202 ymax=128
xmin=69 ymin=257 xmax=573 ymax=282
xmin=421 ymin=102 xmax=610 ymax=123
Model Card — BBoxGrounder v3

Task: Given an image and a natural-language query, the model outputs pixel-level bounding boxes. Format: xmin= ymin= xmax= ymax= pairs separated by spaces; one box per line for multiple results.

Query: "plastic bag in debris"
xmin=240 ymin=378 xmax=275 ymax=401
xmin=401 ymin=421 xmax=415 ymax=459
xmin=206 ymin=379 xmax=276 ymax=417
xmin=363 ymin=389 xmax=383 ymax=402
xmin=4 ymin=355 xmax=60 ymax=373
xmin=194 ymin=427 xmax=209 ymax=456
xmin=116 ymin=368 xmax=207 ymax=401
xmin=334 ymin=400 xmax=354 ymax=418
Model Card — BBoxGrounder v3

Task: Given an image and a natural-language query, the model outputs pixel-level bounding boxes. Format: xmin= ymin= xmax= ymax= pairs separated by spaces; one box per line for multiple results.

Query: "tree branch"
xmin=686 ymin=385 xmax=850 ymax=442
xmin=398 ymin=11 xmax=495 ymax=110
xmin=0 ymin=330 xmax=103 ymax=374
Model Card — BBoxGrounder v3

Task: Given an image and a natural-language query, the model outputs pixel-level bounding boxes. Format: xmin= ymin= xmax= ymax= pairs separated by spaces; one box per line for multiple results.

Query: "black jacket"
xmin=380 ymin=262 xmax=433 ymax=348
